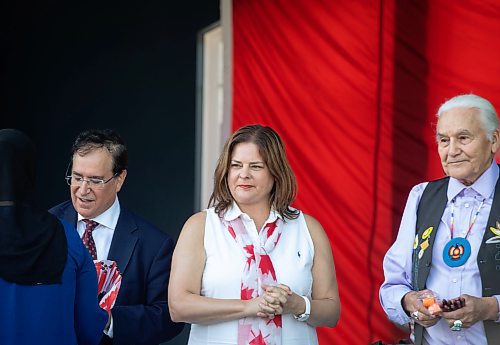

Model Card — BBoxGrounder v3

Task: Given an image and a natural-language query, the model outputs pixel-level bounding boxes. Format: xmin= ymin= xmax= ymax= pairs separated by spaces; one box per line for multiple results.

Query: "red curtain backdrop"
xmin=232 ymin=0 xmax=500 ymax=344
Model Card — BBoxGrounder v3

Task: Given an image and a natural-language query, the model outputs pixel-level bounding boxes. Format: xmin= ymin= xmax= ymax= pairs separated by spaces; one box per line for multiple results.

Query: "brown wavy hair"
xmin=208 ymin=124 xmax=299 ymax=220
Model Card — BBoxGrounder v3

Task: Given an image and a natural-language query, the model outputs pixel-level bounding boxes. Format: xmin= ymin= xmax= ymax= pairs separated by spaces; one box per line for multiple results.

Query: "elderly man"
xmin=380 ymin=94 xmax=500 ymax=345
xmin=50 ymin=129 xmax=183 ymax=345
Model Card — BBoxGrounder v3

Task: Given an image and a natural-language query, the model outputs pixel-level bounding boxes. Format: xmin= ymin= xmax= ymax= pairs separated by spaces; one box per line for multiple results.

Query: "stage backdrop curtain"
xmin=232 ymin=0 xmax=500 ymax=344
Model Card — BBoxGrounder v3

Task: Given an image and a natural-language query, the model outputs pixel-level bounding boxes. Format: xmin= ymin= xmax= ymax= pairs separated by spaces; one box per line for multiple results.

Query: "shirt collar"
xmin=77 ymin=196 xmax=121 ymax=230
xmin=447 ymin=162 xmax=499 ymax=201
xmin=223 ymin=202 xmax=282 ymax=223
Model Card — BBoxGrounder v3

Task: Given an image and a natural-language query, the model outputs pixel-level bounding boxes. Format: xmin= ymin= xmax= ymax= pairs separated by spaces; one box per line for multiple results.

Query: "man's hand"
xmin=402 ymin=290 xmax=439 ymax=328
xmin=442 ymin=295 xmax=499 ymax=328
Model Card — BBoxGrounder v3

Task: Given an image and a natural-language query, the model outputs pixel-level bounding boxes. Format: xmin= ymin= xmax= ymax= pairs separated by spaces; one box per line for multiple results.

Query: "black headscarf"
xmin=0 ymin=129 xmax=67 ymax=284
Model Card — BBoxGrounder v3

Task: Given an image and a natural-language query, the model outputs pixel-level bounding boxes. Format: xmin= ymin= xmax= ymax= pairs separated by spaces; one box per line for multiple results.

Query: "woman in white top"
xmin=168 ymin=124 xmax=340 ymax=345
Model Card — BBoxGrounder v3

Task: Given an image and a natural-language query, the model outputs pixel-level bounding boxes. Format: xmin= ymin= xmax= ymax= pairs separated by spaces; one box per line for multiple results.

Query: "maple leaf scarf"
xmin=223 ymin=216 xmax=283 ymax=345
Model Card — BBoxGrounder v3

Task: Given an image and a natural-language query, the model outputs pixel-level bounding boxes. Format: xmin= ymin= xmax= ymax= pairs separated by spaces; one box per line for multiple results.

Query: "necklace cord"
xmin=449 ymin=198 xmax=486 ymax=239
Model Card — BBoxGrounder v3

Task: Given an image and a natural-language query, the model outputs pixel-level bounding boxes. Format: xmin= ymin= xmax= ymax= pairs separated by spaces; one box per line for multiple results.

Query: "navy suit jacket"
xmin=50 ymin=201 xmax=184 ymax=345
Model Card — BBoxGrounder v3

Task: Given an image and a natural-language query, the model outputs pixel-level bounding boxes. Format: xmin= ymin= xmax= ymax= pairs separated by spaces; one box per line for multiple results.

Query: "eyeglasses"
xmin=65 ymin=173 xmax=118 ymax=189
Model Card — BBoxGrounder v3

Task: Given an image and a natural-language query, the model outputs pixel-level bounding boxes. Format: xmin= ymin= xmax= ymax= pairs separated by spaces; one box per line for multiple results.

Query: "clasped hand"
xmin=256 ymin=284 xmax=293 ymax=319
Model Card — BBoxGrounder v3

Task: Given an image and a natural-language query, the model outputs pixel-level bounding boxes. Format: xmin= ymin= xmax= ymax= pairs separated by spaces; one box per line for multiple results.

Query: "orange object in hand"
xmin=422 ymin=297 xmax=435 ymax=308
xmin=428 ymin=303 xmax=442 ymax=316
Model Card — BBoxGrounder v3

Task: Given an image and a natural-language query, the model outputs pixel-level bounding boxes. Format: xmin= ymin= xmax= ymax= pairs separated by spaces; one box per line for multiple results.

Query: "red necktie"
xmin=82 ymin=219 xmax=99 ymax=260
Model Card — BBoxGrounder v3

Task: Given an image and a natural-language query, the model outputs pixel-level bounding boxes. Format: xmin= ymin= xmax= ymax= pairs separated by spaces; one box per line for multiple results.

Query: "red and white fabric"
xmin=223 ymin=216 xmax=282 ymax=345
xmin=187 ymin=205 xmax=317 ymax=345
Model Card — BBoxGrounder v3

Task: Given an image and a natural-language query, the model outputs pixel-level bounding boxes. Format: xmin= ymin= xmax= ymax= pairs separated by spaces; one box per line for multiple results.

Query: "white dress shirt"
xmin=77 ymin=196 xmax=121 ymax=338
xmin=77 ymin=197 xmax=120 ymax=261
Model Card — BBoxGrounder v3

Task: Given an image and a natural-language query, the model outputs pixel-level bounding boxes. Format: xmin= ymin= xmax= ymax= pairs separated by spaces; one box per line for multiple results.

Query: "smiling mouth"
xmin=78 ymin=197 xmax=95 ymax=203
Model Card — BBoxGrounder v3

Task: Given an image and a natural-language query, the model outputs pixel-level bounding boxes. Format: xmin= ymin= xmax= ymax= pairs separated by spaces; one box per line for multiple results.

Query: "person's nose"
xmin=79 ymin=180 xmax=92 ymax=194
xmin=448 ymin=138 xmax=461 ymax=156
xmin=239 ymin=165 xmax=251 ymax=179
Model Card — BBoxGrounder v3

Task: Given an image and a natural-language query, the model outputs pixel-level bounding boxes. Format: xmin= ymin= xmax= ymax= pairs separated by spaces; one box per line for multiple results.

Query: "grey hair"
xmin=437 ymin=94 xmax=499 ymax=141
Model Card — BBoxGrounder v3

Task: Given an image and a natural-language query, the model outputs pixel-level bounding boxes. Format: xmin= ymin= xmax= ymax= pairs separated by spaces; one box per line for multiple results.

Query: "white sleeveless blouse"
xmin=188 ymin=205 xmax=318 ymax=345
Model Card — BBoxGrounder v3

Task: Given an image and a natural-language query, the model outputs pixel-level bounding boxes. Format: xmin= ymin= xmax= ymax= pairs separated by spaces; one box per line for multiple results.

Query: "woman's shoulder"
xmin=301 ymin=213 xmax=328 ymax=242
xmin=187 ymin=207 xmax=225 ymax=227
xmin=179 ymin=210 xmax=209 ymax=238
xmin=175 ymin=211 xmax=210 ymax=253
xmin=185 ymin=210 xmax=208 ymax=225
xmin=301 ymin=212 xmax=318 ymax=225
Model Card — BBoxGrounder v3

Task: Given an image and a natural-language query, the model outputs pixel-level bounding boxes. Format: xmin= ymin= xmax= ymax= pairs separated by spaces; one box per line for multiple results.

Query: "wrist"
xmin=243 ymin=299 xmax=254 ymax=317
xmin=292 ymin=294 xmax=304 ymax=315
xmin=293 ymin=295 xmax=310 ymax=322
xmin=401 ymin=292 xmax=411 ymax=316
xmin=484 ymin=296 xmax=500 ymax=321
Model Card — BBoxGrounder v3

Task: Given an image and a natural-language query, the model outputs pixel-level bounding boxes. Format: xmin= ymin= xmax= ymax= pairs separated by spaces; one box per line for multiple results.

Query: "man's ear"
xmin=115 ymin=169 xmax=127 ymax=193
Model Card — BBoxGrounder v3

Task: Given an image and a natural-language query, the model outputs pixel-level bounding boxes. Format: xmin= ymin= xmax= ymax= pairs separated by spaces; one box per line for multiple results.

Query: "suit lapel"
xmin=56 ymin=202 xmax=138 ymax=274
xmin=60 ymin=204 xmax=78 ymax=227
xmin=107 ymin=208 xmax=138 ymax=274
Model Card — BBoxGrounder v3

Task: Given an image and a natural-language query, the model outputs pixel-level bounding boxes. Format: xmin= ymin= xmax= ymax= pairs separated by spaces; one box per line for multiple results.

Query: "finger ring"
xmin=451 ymin=319 xmax=462 ymax=331
xmin=411 ymin=310 xmax=419 ymax=320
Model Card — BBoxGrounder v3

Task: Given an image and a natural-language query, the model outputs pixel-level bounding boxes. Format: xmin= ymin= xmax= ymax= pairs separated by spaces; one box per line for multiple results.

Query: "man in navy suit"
xmin=50 ymin=129 xmax=183 ymax=345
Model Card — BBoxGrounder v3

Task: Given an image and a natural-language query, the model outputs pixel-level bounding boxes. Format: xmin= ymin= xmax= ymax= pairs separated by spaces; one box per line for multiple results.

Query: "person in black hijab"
xmin=0 ymin=129 xmax=108 ymax=345
xmin=0 ymin=128 xmax=67 ymax=284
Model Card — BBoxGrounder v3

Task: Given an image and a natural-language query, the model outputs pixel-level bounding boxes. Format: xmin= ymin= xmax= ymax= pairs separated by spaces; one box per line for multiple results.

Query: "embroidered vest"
xmin=411 ymin=175 xmax=500 ymax=345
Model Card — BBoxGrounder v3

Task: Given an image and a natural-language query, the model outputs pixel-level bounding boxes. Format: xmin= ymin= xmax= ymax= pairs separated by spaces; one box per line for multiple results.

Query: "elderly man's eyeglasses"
xmin=65 ymin=173 xmax=118 ymax=189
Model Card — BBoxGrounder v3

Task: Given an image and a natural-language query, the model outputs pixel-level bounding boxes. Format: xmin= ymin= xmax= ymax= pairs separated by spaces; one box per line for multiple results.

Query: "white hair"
xmin=437 ymin=94 xmax=499 ymax=141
